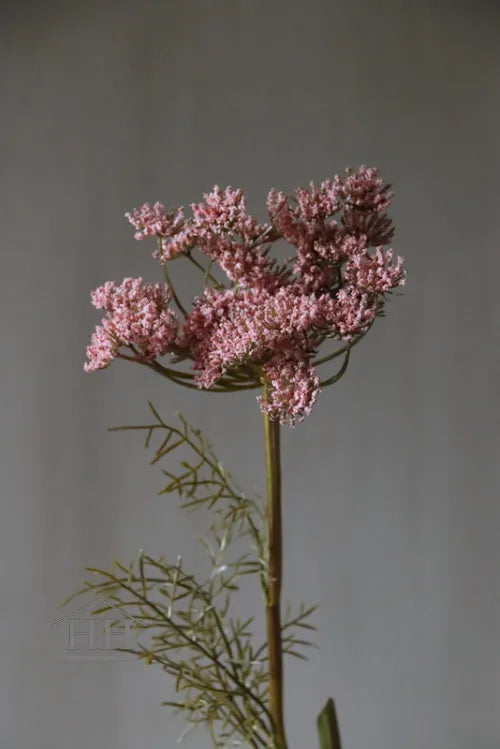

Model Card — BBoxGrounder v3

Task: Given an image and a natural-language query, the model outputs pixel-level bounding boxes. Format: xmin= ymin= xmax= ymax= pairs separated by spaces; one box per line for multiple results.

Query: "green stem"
xmin=159 ymin=247 xmax=187 ymax=315
xmin=118 ymin=353 xmax=260 ymax=392
xmin=263 ymin=381 xmax=288 ymax=749
xmin=186 ymin=250 xmax=225 ymax=289
xmin=313 ymin=331 xmax=364 ymax=368
xmin=320 ymin=348 xmax=350 ymax=387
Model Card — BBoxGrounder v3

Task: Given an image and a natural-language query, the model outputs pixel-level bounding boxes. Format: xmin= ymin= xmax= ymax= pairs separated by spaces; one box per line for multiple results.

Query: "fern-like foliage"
xmin=66 ymin=403 xmax=316 ymax=748
xmin=115 ymin=403 xmax=268 ymax=591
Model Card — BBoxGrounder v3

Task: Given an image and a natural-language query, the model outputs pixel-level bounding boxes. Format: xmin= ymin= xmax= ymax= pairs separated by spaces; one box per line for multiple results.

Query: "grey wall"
xmin=1 ymin=1 xmax=499 ymax=748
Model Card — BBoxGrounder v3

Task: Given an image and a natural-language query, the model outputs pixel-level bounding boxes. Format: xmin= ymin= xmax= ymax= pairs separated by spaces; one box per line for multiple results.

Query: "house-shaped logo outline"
xmin=52 ymin=597 xmax=143 ymax=661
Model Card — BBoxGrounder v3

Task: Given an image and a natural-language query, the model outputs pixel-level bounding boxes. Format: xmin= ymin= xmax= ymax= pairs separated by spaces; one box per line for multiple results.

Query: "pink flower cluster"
xmin=187 ymin=286 xmax=327 ymax=423
xmin=258 ymin=351 xmax=320 ymax=424
xmin=84 ymin=278 xmax=178 ymax=371
xmin=191 ymin=185 xmax=267 ymax=242
xmin=125 ymin=202 xmax=191 ymax=262
xmin=182 ymin=286 xmax=329 ymax=386
xmin=86 ymin=166 xmax=406 ymax=424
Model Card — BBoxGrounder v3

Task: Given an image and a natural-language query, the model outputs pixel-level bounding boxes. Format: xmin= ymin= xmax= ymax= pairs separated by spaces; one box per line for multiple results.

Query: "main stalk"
xmin=263 ymin=385 xmax=288 ymax=749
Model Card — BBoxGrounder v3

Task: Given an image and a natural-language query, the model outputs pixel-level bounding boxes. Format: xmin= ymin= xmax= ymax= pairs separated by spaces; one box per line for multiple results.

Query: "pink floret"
xmin=258 ymin=352 xmax=320 ymax=426
xmin=344 ymin=247 xmax=406 ymax=294
xmin=191 ymin=185 xmax=267 ymax=242
xmin=341 ymin=165 xmax=393 ymax=211
xmin=84 ymin=278 xmax=178 ymax=371
xmin=125 ymin=202 xmax=187 ymax=260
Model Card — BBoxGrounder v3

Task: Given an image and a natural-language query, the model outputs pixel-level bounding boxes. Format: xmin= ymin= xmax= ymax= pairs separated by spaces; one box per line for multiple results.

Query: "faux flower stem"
xmin=161 ymin=263 xmax=187 ymax=316
xmin=264 ymin=380 xmax=288 ymax=749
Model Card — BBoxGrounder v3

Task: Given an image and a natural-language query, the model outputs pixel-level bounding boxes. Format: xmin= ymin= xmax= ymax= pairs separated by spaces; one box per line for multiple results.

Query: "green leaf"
xmin=317 ymin=698 xmax=342 ymax=749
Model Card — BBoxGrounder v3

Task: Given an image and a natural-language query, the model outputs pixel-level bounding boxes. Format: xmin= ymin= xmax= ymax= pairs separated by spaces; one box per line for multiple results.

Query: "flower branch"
xmin=77 ymin=166 xmax=406 ymax=748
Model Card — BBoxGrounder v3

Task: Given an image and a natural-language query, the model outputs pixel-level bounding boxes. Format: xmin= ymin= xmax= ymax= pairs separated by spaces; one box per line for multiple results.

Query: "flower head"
xmin=341 ymin=165 xmax=393 ymax=211
xmin=84 ymin=278 xmax=178 ymax=371
xmin=182 ymin=285 xmax=326 ymax=386
xmin=344 ymin=247 xmax=406 ymax=294
xmin=87 ymin=167 xmax=406 ymax=424
xmin=191 ymin=185 xmax=267 ymax=242
xmin=125 ymin=203 xmax=188 ymax=261
xmin=259 ymin=351 xmax=320 ymax=426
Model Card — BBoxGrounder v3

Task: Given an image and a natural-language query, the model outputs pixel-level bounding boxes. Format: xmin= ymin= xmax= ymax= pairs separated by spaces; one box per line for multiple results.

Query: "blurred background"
xmin=1 ymin=1 xmax=499 ymax=748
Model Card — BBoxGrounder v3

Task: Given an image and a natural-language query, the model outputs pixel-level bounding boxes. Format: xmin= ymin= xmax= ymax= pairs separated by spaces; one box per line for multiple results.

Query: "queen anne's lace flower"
xmin=341 ymin=165 xmax=393 ymax=211
xmin=125 ymin=202 xmax=189 ymax=261
xmin=344 ymin=247 xmax=406 ymax=294
xmin=87 ymin=167 xmax=406 ymax=424
xmin=191 ymin=185 xmax=267 ymax=242
xmin=84 ymin=278 xmax=178 ymax=371
xmin=259 ymin=351 xmax=320 ymax=426
xmin=182 ymin=285 xmax=330 ymax=389
xmin=328 ymin=289 xmax=377 ymax=338
xmin=125 ymin=202 xmax=184 ymax=241
xmin=294 ymin=178 xmax=344 ymax=223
